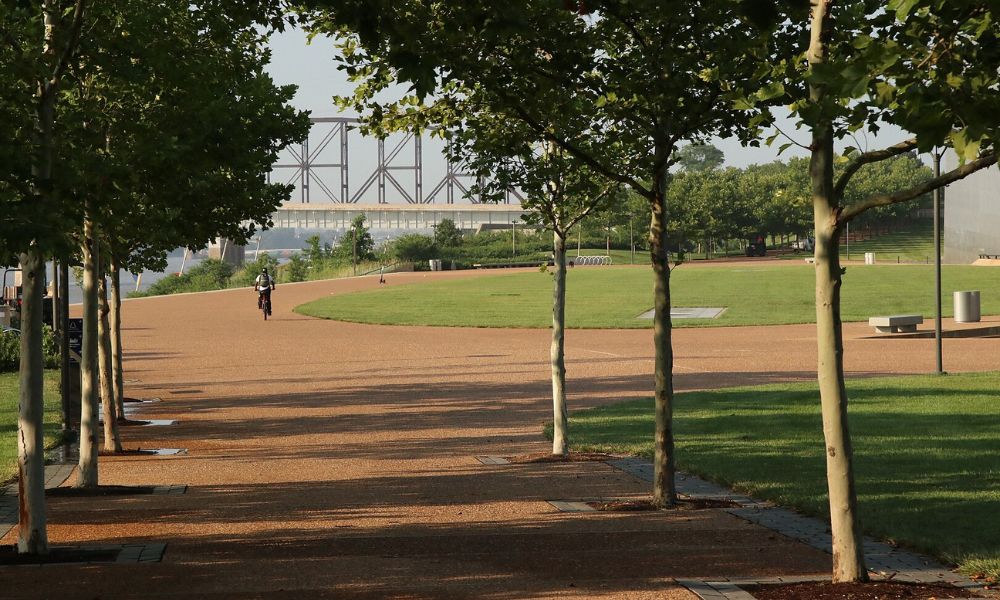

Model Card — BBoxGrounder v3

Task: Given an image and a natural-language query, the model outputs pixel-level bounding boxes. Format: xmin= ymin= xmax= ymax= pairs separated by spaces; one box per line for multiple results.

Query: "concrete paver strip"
xmin=0 ymin=269 xmax=996 ymax=598
xmin=609 ymin=458 xmax=994 ymax=597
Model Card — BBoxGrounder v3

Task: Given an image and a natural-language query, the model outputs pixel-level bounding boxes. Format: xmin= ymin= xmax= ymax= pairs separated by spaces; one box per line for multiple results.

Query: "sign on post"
xmin=67 ymin=318 xmax=82 ymax=363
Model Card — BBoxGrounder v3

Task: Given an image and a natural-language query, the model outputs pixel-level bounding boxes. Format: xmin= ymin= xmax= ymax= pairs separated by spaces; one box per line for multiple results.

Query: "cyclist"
xmin=254 ymin=268 xmax=275 ymax=315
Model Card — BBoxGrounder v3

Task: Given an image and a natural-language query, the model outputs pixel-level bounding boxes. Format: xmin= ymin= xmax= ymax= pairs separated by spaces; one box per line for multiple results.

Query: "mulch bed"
xmin=505 ymin=452 xmax=618 ymax=463
xmin=744 ymin=581 xmax=979 ymax=600
xmin=0 ymin=545 xmax=120 ymax=565
xmin=586 ymin=497 xmax=742 ymax=511
xmin=45 ymin=485 xmax=158 ymax=497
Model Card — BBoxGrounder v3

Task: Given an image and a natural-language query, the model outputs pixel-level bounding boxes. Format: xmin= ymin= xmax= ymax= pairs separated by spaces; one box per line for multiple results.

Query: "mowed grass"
xmin=560 ymin=372 xmax=1000 ymax=578
xmin=0 ymin=371 xmax=62 ymax=483
xmin=296 ymin=264 xmax=1000 ymax=328
xmin=839 ymin=222 xmax=936 ymax=264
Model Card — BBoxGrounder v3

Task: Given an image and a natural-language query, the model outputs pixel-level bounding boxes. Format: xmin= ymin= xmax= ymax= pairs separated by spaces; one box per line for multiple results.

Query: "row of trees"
xmin=670 ymin=151 xmax=933 ymax=252
xmin=1 ymin=1 xmax=308 ymax=555
xmin=297 ymin=0 xmax=1000 ymax=584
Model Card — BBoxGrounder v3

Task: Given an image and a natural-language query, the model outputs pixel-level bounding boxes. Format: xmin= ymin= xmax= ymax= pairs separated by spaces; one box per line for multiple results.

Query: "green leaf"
xmin=950 ymin=129 xmax=983 ymax=162
xmin=888 ymin=0 xmax=921 ymax=21
xmin=755 ymin=82 xmax=785 ymax=102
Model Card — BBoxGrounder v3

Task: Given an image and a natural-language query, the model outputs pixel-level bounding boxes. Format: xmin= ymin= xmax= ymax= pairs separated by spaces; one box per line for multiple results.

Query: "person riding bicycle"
xmin=254 ymin=268 xmax=275 ymax=315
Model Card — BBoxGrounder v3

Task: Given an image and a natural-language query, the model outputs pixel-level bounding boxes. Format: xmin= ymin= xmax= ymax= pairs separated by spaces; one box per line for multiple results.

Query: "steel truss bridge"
xmin=270 ymin=116 xmax=524 ymax=206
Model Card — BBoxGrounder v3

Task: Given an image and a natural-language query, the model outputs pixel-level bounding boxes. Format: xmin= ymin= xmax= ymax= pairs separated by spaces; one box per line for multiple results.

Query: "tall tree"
xmin=337 ymin=215 xmax=376 ymax=266
xmin=301 ymin=0 xmax=783 ymax=507
xmin=0 ymin=0 xmax=88 ymax=554
xmin=442 ymin=102 xmax=618 ymax=455
xmin=433 ymin=219 xmax=463 ymax=248
xmin=62 ymin=0 xmax=308 ymax=470
xmin=746 ymin=0 xmax=1000 ymax=582
xmin=676 ymin=144 xmax=725 ymax=173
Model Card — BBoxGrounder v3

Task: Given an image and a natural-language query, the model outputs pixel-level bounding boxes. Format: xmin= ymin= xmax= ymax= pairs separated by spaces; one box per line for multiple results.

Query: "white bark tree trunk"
xmin=77 ymin=212 xmax=100 ymax=488
xmin=808 ymin=0 xmax=868 ymax=582
xmin=98 ymin=271 xmax=122 ymax=452
xmin=109 ymin=259 xmax=125 ymax=420
xmin=550 ymin=230 xmax=569 ymax=455
xmin=16 ymin=248 xmax=49 ymax=554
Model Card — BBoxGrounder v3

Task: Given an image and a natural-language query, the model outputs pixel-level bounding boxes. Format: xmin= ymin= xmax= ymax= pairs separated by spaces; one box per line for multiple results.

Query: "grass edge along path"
xmin=554 ymin=372 xmax=1000 ymax=579
xmin=296 ymin=264 xmax=1000 ymax=329
xmin=0 ymin=370 xmax=62 ymax=484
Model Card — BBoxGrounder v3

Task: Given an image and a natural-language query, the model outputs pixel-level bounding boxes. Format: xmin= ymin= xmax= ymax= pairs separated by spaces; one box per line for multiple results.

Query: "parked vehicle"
xmin=745 ymin=233 xmax=767 ymax=257
xmin=791 ymin=237 xmax=815 ymax=251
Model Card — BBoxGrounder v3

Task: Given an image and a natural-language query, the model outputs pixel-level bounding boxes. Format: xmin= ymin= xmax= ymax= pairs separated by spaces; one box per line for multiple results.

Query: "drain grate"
xmin=474 ymin=456 xmax=511 ymax=465
xmin=547 ymin=500 xmax=596 ymax=513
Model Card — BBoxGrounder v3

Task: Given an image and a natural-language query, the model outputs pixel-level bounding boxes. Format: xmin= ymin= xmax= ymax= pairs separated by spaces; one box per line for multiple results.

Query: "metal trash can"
xmin=954 ymin=290 xmax=981 ymax=323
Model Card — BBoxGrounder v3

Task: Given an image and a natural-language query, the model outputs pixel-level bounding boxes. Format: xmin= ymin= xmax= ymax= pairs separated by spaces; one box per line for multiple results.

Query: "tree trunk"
xmin=77 ymin=212 xmax=100 ymax=488
xmin=550 ymin=230 xmax=569 ymax=455
xmin=98 ymin=270 xmax=122 ymax=452
xmin=808 ymin=0 xmax=868 ymax=582
xmin=649 ymin=176 xmax=676 ymax=508
xmin=16 ymin=248 xmax=49 ymax=555
xmin=109 ymin=258 xmax=126 ymax=421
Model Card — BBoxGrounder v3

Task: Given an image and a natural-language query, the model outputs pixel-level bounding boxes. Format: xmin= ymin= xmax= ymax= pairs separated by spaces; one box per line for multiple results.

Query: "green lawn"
xmin=296 ymin=264 xmax=1000 ymax=328
xmin=837 ymin=222 xmax=936 ymax=264
xmin=558 ymin=372 xmax=1000 ymax=578
xmin=0 ymin=371 xmax=62 ymax=483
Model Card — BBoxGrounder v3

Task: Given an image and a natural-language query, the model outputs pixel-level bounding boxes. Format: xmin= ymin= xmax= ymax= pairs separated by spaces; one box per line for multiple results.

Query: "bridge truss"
xmin=270 ymin=117 xmax=523 ymax=205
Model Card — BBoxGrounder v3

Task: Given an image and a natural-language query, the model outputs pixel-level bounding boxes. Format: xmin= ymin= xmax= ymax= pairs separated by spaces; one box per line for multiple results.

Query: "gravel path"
xmin=2 ymin=268 xmax=997 ymax=598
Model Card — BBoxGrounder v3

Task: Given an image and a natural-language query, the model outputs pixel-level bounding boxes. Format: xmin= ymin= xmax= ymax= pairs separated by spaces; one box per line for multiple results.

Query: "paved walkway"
xmin=2 ymin=269 xmax=998 ymax=598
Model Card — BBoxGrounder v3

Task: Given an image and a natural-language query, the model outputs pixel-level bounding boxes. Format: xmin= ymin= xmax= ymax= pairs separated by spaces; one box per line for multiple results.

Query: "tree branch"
xmin=508 ymin=103 xmax=651 ymax=197
xmin=565 ymin=183 xmax=617 ymax=231
xmin=49 ymin=0 xmax=87 ymax=88
xmin=834 ymin=138 xmax=919 ymax=199
xmin=839 ymin=152 xmax=998 ymax=223
xmin=601 ymin=4 xmax=652 ymax=54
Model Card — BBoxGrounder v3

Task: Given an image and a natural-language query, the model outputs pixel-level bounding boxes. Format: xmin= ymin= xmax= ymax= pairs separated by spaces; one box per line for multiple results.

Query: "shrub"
xmin=230 ymin=255 xmax=280 ymax=288
xmin=283 ymin=254 xmax=308 ymax=283
xmin=0 ymin=331 xmax=17 ymax=372
xmin=133 ymin=259 xmax=234 ymax=297
xmin=0 ymin=325 xmax=59 ymax=373
xmin=392 ymin=234 xmax=438 ymax=262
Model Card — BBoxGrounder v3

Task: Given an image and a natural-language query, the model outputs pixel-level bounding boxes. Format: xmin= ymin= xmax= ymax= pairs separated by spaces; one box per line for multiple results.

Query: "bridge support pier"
xmin=208 ymin=238 xmax=246 ymax=269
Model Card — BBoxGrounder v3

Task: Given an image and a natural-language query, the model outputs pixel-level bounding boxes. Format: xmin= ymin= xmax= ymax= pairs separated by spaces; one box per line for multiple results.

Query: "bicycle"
xmin=257 ymin=288 xmax=272 ymax=321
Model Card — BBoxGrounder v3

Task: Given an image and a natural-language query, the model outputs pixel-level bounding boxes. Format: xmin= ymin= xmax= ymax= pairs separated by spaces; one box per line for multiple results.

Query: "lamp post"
xmin=512 ymin=221 xmax=516 ymax=257
xmin=933 ymin=148 xmax=944 ymax=374
xmin=629 ymin=215 xmax=635 ymax=264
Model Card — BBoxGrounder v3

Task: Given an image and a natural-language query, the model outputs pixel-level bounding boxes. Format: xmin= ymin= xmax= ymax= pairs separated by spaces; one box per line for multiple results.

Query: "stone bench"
xmin=869 ymin=314 xmax=923 ymax=333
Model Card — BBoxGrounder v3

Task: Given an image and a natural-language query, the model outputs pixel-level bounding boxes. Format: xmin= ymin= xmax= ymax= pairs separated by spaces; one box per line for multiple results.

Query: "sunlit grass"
xmin=296 ymin=263 xmax=1000 ymax=328
xmin=0 ymin=370 xmax=62 ymax=483
xmin=559 ymin=372 xmax=1000 ymax=578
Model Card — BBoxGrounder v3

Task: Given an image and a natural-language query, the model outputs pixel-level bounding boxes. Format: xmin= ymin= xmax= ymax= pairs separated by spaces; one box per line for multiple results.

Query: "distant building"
xmin=943 ymin=158 xmax=1000 ymax=263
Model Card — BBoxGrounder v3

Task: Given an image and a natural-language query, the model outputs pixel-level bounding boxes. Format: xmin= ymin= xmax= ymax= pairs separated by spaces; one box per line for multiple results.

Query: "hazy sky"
xmin=265 ymin=27 xmax=917 ymax=175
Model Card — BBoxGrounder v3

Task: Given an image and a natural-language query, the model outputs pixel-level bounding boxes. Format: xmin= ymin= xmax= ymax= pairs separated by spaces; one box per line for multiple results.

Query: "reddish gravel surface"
xmin=3 ymin=268 xmax=998 ymax=598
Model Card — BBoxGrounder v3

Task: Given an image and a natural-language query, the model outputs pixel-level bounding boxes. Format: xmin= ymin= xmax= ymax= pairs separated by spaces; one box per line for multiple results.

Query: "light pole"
xmin=511 ymin=221 xmax=516 ymax=257
xmin=846 ymin=221 xmax=850 ymax=261
xmin=629 ymin=215 xmax=635 ymax=264
xmin=933 ymin=148 xmax=944 ymax=374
